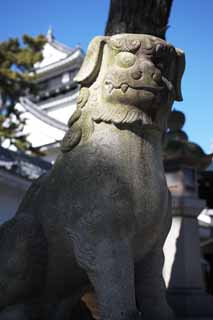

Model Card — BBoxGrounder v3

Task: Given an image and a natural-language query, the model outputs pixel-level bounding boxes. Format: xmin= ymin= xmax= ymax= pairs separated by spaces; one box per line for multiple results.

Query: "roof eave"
xmin=35 ymin=49 xmax=84 ymax=77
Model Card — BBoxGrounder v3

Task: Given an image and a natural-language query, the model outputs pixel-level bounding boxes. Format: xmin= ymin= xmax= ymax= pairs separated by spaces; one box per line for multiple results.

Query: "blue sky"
xmin=1 ymin=0 xmax=213 ymax=153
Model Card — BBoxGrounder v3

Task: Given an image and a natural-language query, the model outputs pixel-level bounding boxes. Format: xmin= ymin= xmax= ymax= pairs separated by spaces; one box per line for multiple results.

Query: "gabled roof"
xmin=46 ymin=26 xmax=74 ymax=54
xmin=34 ymin=28 xmax=84 ymax=74
xmin=51 ymin=39 xmax=75 ymax=55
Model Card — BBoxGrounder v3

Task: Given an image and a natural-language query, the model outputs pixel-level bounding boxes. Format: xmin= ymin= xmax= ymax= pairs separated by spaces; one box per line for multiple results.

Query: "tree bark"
xmin=105 ymin=0 xmax=173 ymax=39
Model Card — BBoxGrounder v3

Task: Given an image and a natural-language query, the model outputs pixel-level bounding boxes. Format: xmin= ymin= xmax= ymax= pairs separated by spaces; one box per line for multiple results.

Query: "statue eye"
xmin=115 ymin=52 xmax=136 ymax=68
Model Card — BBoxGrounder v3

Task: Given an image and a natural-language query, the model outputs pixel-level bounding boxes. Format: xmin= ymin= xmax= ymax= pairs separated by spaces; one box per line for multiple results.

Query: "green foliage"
xmin=0 ymin=34 xmax=46 ymax=153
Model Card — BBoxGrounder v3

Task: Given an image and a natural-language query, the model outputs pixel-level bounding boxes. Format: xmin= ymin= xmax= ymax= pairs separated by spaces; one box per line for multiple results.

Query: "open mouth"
xmin=104 ymin=80 xmax=165 ymax=94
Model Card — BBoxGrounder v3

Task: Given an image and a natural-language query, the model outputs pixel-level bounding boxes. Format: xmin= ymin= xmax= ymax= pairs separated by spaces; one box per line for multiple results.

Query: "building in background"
xmin=17 ymin=27 xmax=84 ymax=162
xmin=0 ymin=28 xmax=82 ymax=222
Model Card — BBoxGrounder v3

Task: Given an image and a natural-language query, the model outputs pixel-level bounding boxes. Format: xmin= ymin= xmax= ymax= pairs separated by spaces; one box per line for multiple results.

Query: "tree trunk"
xmin=105 ymin=0 xmax=173 ymax=39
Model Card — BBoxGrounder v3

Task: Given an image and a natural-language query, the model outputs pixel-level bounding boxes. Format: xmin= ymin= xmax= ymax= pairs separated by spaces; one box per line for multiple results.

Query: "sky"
xmin=0 ymin=0 xmax=213 ymax=153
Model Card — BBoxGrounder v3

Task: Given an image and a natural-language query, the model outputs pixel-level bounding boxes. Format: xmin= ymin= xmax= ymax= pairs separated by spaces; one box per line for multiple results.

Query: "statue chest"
xmin=89 ymin=133 xmax=168 ymax=218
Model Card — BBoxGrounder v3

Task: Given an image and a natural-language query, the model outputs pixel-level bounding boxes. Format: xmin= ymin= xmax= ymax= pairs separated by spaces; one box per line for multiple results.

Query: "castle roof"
xmin=17 ymin=28 xmax=83 ymax=150
xmin=34 ymin=27 xmax=84 ymax=77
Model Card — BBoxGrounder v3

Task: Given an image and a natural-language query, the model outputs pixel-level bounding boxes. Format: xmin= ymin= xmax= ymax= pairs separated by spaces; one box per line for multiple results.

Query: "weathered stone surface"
xmin=0 ymin=34 xmax=185 ymax=320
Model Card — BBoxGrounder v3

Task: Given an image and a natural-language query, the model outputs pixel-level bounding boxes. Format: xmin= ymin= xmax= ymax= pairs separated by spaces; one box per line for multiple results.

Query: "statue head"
xmin=61 ymin=34 xmax=185 ymax=152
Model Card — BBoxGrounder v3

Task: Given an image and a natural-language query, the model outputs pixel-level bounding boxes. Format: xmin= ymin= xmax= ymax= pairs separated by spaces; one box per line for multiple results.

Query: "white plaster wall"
xmin=16 ymin=107 xmax=65 ymax=148
xmin=15 ymin=99 xmax=77 ymax=149
xmin=48 ymin=101 xmax=76 ymax=124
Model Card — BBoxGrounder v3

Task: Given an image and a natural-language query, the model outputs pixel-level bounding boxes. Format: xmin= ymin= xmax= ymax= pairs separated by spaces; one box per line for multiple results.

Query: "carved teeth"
xmin=121 ymin=83 xmax=129 ymax=93
xmin=105 ymin=81 xmax=114 ymax=94
xmin=108 ymin=84 xmax=114 ymax=94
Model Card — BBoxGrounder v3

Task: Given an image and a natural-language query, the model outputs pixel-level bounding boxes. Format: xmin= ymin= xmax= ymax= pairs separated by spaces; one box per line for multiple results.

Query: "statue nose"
xmin=131 ymin=70 xmax=143 ymax=80
xmin=140 ymin=60 xmax=162 ymax=84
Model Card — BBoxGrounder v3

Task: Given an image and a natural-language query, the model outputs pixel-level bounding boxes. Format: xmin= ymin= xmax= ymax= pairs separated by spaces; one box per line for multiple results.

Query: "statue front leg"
xmin=74 ymin=237 xmax=140 ymax=320
xmin=135 ymin=247 xmax=175 ymax=320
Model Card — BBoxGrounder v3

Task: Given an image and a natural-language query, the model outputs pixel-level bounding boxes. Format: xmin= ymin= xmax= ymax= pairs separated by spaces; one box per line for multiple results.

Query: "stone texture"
xmin=0 ymin=34 xmax=185 ymax=320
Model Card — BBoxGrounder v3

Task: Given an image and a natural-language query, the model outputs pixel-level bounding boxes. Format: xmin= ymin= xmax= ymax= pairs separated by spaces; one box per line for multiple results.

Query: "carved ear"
xmin=74 ymin=36 xmax=108 ymax=86
xmin=174 ymin=48 xmax=185 ymax=101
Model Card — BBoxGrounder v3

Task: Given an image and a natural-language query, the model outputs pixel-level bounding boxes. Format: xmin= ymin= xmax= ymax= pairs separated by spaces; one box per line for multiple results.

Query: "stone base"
xmin=167 ymin=290 xmax=213 ymax=318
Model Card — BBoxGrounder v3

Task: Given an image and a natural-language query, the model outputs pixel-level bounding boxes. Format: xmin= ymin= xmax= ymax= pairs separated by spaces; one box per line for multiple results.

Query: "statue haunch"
xmin=0 ymin=34 xmax=185 ymax=320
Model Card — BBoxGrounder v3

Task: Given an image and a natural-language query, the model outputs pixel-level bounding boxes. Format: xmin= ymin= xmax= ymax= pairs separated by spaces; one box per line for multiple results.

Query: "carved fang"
xmin=121 ymin=83 xmax=129 ymax=93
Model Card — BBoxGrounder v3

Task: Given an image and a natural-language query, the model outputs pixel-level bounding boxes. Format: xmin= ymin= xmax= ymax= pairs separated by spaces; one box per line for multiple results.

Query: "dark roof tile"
xmin=0 ymin=147 xmax=52 ymax=181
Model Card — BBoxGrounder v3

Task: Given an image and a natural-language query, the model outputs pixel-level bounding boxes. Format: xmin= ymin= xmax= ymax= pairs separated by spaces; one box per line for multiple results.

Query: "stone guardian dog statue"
xmin=0 ymin=34 xmax=185 ymax=320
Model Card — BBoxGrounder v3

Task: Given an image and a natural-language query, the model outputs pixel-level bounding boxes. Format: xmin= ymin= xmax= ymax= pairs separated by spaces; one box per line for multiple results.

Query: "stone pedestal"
xmin=164 ymin=167 xmax=213 ymax=318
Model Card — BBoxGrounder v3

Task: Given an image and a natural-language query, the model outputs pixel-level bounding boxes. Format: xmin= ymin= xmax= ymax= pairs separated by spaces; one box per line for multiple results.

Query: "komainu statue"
xmin=0 ymin=34 xmax=185 ymax=320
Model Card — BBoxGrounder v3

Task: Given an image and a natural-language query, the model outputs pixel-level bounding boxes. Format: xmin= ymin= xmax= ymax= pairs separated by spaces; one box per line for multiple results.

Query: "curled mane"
xmin=60 ymin=85 xmax=169 ymax=153
xmin=61 ymin=87 xmax=94 ymax=153
xmin=60 ymin=85 xmax=150 ymax=153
